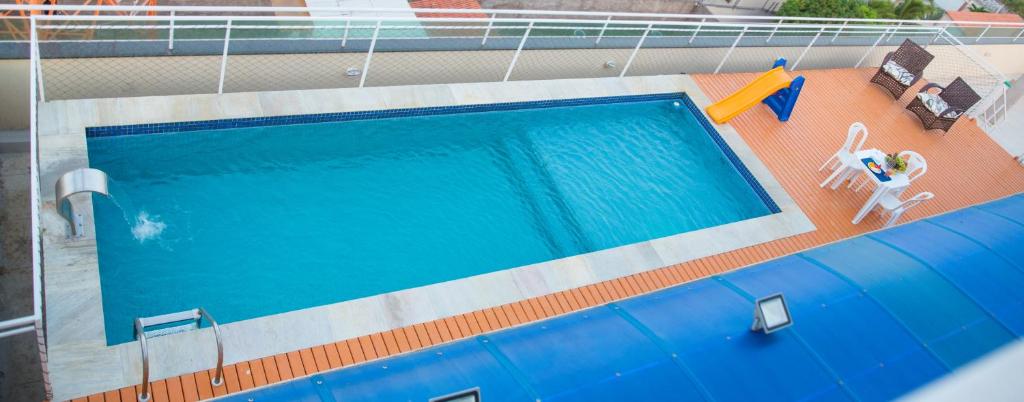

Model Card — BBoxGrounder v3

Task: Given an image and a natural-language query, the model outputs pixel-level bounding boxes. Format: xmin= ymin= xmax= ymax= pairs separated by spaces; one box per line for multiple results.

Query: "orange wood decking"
xmin=73 ymin=68 xmax=1024 ymax=402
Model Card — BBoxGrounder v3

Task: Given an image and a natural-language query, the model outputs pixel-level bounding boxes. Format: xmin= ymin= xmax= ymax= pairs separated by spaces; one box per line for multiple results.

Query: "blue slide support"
xmin=763 ymin=58 xmax=805 ymax=122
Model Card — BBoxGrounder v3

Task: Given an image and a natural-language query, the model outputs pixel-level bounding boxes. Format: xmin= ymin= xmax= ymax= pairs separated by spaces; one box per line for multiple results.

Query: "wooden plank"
xmin=357 ymin=336 xmax=377 ymax=360
xmin=261 ymin=356 xmax=282 ymax=383
xmin=222 ymin=364 xmax=241 ymax=394
xmin=289 ymin=350 xmax=310 ymax=376
xmin=249 ymin=358 xmax=269 ymax=387
xmin=380 ymin=330 xmax=402 ymax=354
xmin=274 ymin=354 xmax=294 ymax=380
xmin=347 ymin=339 xmax=367 ymax=363
xmin=324 ymin=342 xmax=345 ymax=368
xmin=165 ymin=376 xmax=185 ymax=402
xmin=236 ymin=361 xmax=255 ymax=390
xmin=311 ymin=346 xmax=331 ymax=372
xmin=444 ymin=317 xmax=465 ymax=339
xmin=298 ymin=348 xmax=319 ymax=374
xmin=118 ymin=387 xmax=136 ymax=402
xmin=337 ymin=340 xmax=356 ymax=366
xmin=205 ymin=369 xmax=227 ymax=397
xmin=179 ymin=373 xmax=200 ymax=402
xmin=193 ymin=369 xmax=214 ymax=401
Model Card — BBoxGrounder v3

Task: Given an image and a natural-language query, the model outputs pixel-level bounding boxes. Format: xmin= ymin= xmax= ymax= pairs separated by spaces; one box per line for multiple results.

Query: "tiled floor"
xmin=74 ymin=68 xmax=1024 ymax=402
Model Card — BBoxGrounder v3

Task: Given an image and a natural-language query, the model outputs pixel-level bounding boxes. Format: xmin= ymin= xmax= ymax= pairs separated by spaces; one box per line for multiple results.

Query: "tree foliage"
xmin=777 ymin=0 xmax=941 ymax=21
xmin=1004 ymin=0 xmax=1024 ymax=16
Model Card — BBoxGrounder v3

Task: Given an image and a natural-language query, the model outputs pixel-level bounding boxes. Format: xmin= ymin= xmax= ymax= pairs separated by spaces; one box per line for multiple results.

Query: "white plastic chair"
xmin=875 ymin=191 xmax=934 ymax=228
xmin=852 ymin=150 xmax=927 ymax=192
xmin=820 ymin=122 xmax=868 ymax=189
xmin=898 ymin=150 xmax=927 ymax=182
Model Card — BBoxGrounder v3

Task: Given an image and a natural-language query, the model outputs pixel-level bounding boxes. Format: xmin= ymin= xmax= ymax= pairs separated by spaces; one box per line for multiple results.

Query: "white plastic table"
xmin=851 ymin=149 xmax=910 ymax=224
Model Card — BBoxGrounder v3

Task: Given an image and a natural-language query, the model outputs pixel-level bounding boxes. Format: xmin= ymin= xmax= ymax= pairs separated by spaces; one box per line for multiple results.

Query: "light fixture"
xmin=750 ymin=293 xmax=792 ymax=334
xmin=430 ymin=388 xmax=480 ymax=402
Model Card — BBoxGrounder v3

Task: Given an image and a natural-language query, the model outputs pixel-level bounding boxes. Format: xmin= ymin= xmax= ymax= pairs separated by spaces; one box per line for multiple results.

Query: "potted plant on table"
xmin=884 ymin=153 xmax=909 ymax=176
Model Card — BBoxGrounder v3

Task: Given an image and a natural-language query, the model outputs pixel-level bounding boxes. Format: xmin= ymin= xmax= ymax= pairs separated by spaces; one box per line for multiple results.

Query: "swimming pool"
xmin=88 ymin=93 xmax=777 ymax=344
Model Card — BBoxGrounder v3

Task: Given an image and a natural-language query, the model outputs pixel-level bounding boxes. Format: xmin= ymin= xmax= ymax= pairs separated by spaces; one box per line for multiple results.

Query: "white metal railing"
xmin=27 ymin=12 xmax=995 ymax=100
xmin=3 ymin=3 xmax=1024 ymax=44
xmin=23 ymin=11 xmax=1011 ymax=129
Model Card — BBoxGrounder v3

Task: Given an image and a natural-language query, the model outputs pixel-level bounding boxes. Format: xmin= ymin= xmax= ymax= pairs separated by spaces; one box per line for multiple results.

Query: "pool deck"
xmin=48 ymin=68 xmax=1024 ymax=402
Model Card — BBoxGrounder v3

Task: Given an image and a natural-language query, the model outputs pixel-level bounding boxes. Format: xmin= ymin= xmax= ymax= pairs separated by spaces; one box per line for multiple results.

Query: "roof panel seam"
xmin=606 ymin=303 xmax=717 ymax=402
xmin=973 ymin=205 xmax=1024 ymax=230
xmin=794 ymin=254 xmax=953 ymax=372
xmin=920 ymin=219 xmax=1024 ymax=275
xmin=864 ymin=234 xmax=1018 ymax=338
xmin=474 ymin=336 xmax=542 ymax=401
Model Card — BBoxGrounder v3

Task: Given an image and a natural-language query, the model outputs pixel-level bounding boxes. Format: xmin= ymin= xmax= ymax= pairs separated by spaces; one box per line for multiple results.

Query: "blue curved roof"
xmin=223 ymin=194 xmax=1024 ymax=402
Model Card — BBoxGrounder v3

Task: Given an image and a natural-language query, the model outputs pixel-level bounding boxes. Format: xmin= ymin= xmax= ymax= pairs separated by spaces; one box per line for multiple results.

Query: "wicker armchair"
xmin=869 ymin=39 xmax=935 ymax=99
xmin=906 ymin=77 xmax=981 ymax=133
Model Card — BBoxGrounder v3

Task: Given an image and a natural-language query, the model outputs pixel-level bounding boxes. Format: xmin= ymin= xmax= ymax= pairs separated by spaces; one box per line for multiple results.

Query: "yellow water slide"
xmin=705 ymin=67 xmax=794 ymax=124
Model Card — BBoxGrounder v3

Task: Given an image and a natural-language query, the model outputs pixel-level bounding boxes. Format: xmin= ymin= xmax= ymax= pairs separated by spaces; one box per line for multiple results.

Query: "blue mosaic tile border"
xmin=679 ymin=95 xmax=781 ymax=214
xmin=86 ymin=92 xmax=780 ymax=213
xmin=86 ymin=93 xmax=685 ymax=138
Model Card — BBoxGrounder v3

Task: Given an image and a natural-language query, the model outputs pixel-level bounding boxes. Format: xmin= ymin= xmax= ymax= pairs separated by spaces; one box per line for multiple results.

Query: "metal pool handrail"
xmin=134 ymin=308 xmax=224 ymax=402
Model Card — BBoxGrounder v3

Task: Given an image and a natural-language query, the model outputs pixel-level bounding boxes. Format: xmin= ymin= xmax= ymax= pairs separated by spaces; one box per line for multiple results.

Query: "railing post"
xmin=855 ymin=27 xmax=889 ymax=68
xmin=688 ymin=18 xmax=705 ymax=44
xmin=341 ymin=18 xmax=350 ymax=47
xmin=714 ymin=26 xmax=746 ymax=74
xmin=831 ymin=20 xmax=847 ymax=42
xmin=503 ymin=21 xmax=533 ymax=82
xmin=620 ymin=23 xmax=652 ymax=78
xmin=928 ymin=27 xmax=943 ymax=47
xmin=595 ymin=15 xmax=611 ymax=45
xmin=976 ymin=24 xmax=991 ymax=43
xmin=359 ymin=20 xmax=381 ymax=88
xmin=216 ymin=19 xmax=231 ymax=94
xmin=481 ymin=13 xmax=494 ymax=46
xmin=167 ymin=10 xmax=175 ymax=50
xmin=791 ymin=26 xmax=824 ymax=71
xmin=765 ymin=18 xmax=781 ymax=43
xmin=31 ymin=17 xmax=45 ymax=103
xmin=886 ymin=21 xmax=902 ymax=42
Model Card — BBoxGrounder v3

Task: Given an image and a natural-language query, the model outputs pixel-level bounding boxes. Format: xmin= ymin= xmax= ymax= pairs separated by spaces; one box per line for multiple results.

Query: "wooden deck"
xmin=74 ymin=68 xmax=1024 ymax=402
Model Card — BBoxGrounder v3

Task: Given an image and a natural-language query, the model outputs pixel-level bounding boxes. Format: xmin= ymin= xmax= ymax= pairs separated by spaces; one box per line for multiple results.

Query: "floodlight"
xmin=430 ymin=388 xmax=480 ymax=402
xmin=751 ymin=293 xmax=792 ymax=334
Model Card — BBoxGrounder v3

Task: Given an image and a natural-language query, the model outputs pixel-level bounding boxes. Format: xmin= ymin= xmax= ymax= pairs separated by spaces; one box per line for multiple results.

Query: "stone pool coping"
xmin=37 ymin=74 xmax=814 ymax=400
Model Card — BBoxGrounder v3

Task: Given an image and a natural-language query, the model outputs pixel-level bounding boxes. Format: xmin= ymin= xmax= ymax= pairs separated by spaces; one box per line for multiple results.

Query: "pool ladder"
xmin=134 ymin=308 xmax=224 ymax=402
xmin=54 ymin=168 xmax=109 ymax=238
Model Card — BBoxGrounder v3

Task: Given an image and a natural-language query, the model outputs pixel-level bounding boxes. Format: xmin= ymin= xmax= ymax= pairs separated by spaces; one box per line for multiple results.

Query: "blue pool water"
xmin=89 ymin=95 xmax=774 ymax=344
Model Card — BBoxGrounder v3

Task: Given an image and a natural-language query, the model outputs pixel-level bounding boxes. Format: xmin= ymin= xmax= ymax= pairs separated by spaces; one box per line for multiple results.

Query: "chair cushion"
xmin=916 ymin=92 xmax=962 ymax=119
xmin=882 ymin=60 xmax=915 ymax=86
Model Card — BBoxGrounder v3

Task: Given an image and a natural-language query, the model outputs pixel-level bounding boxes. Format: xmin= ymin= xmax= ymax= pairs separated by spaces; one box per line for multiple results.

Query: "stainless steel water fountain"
xmin=55 ymin=168 xmax=109 ymax=238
